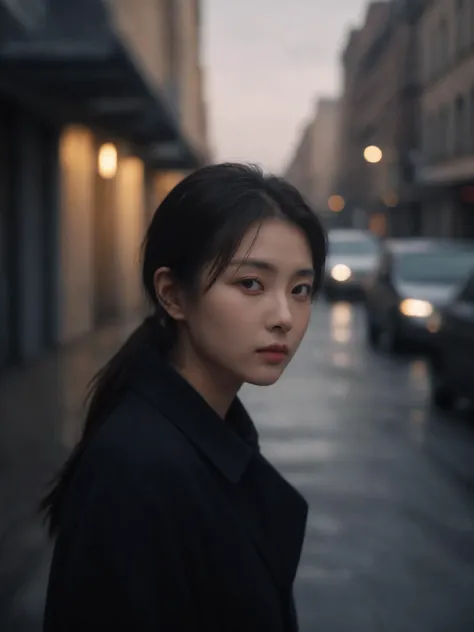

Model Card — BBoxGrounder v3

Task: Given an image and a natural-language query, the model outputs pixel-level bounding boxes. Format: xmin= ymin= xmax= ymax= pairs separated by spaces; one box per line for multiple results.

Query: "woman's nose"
xmin=267 ymin=295 xmax=293 ymax=332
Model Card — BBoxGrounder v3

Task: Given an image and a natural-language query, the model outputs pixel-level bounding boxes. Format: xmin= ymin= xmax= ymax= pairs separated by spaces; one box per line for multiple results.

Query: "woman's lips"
xmin=256 ymin=345 xmax=289 ymax=364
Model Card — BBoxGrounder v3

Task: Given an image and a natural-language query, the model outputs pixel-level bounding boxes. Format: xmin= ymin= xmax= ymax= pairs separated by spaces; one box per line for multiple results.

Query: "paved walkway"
xmin=0 ymin=319 xmax=139 ymax=632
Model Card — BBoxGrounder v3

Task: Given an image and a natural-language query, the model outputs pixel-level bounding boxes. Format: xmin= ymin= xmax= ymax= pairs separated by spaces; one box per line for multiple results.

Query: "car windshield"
xmin=395 ymin=250 xmax=474 ymax=284
xmin=329 ymin=238 xmax=379 ymax=256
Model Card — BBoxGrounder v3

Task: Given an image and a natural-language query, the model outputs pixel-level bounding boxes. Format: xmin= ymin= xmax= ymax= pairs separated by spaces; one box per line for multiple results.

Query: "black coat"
xmin=43 ymin=348 xmax=308 ymax=632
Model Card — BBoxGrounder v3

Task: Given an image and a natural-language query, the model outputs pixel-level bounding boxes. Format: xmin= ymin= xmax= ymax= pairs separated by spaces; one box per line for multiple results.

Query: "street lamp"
xmin=328 ymin=195 xmax=345 ymax=213
xmin=363 ymin=145 xmax=383 ymax=164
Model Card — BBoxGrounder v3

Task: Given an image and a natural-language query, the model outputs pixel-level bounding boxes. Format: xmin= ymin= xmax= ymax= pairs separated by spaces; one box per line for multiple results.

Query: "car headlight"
xmin=399 ymin=298 xmax=433 ymax=318
xmin=330 ymin=264 xmax=352 ymax=282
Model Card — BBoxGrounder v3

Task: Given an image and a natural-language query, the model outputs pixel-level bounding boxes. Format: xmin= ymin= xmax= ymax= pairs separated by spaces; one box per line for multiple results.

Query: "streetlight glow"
xmin=363 ymin=145 xmax=383 ymax=164
xmin=328 ymin=195 xmax=345 ymax=212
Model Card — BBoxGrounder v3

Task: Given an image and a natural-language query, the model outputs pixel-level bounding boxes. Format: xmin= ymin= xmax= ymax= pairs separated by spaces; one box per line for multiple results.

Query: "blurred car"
xmin=428 ymin=271 xmax=474 ymax=411
xmin=365 ymin=238 xmax=474 ymax=353
xmin=323 ymin=229 xmax=381 ymax=301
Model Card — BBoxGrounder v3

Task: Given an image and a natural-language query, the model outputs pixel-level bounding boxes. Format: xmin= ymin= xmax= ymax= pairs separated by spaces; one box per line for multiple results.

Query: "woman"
xmin=41 ymin=163 xmax=327 ymax=632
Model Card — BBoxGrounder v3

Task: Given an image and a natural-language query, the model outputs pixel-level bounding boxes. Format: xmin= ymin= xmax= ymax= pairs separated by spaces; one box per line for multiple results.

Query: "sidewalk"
xmin=0 ymin=318 xmax=139 ymax=632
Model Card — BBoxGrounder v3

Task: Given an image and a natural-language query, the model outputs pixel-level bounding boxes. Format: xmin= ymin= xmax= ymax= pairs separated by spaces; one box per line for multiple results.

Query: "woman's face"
xmin=179 ymin=218 xmax=315 ymax=388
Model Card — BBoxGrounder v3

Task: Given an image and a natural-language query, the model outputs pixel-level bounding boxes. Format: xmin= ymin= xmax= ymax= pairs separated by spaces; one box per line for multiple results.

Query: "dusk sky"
xmin=202 ymin=0 xmax=369 ymax=173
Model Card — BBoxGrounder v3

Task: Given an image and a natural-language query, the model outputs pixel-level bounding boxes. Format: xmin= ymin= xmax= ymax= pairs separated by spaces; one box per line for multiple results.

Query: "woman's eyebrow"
xmin=230 ymin=258 xmax=315 ymax=277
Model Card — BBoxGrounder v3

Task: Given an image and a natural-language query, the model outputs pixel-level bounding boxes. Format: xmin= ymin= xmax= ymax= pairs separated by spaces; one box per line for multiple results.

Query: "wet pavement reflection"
xmin=242 ymin=302 xmax=474 ymax=632
xmin=2 ymin=304 xmax=474 ymax=631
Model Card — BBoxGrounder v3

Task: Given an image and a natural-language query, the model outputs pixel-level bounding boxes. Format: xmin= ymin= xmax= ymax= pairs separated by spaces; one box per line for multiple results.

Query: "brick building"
xmin=335 ymin=0 xmax=424 ymax=236
xmin=417 ymin=0 xmax=474 ymax=237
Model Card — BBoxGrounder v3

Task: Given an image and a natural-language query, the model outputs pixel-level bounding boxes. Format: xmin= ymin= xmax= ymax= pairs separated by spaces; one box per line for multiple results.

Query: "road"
xmin=3 ymin=302 xmax=474 ymax=631
xmin=242 ymin=302 xmax=474 ymax=632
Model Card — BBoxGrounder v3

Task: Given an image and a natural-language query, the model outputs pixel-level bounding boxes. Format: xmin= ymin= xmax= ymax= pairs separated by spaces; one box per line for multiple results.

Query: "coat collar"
xmin=128 ymin=347 xmax=307 ymax=600
xmin=128 ymin=347 xmax=260 ymax=484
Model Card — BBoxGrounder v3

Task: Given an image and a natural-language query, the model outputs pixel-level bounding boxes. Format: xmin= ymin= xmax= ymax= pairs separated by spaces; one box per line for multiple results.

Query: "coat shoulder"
xmin=76 ymin=391 xmax=203 ymax=498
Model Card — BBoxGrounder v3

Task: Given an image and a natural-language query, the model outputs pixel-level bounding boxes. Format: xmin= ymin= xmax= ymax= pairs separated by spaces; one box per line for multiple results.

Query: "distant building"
xmin=416 ymin=0 xmax=474 ymax=238
xmin=335 ymin=0 xmax=424 ymax=237
xmin=285 ymin=98 xmax=341 ymax=219
xmin=0 ymin=0 xmax=209 ymax=371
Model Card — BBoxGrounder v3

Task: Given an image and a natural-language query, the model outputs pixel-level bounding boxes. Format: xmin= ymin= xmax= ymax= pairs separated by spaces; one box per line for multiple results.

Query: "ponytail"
xmin=40 ymin=314 xmax=172 ymax=537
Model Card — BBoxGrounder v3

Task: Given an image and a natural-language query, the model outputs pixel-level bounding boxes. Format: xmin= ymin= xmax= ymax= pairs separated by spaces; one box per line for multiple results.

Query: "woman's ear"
xmin=153 ymin=267 xmax=186 ymax=321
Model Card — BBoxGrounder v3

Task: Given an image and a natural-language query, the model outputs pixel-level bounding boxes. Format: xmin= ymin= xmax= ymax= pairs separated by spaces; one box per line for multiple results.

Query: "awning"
xmin=0 ymin=0 xmax=200 ymax=169
xmin=0 ymin=0 xmax=45 ymax=34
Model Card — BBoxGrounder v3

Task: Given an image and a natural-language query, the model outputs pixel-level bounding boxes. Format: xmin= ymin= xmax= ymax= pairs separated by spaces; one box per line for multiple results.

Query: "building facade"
xmin=285 ymin=98 xmax=341 ymax=220
xmin=0 ymin=0 xmax=209 ymax=371
xmin=335 ymin=0 xmax=424 ymax=236
xmin=417 ymin=0 xmax=474 ymax=237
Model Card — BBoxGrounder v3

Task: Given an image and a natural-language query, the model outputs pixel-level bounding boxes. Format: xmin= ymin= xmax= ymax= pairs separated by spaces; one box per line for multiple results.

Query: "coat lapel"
xmin=229 ymin=454 xmax=308 ymax=594
xmin=129 ymin=348 xmax=308 ymax=597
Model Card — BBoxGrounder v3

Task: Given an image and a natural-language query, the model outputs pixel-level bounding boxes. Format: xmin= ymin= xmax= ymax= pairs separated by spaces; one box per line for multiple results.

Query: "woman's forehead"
xmin=234 ymin=219 xmax=312 ymax=262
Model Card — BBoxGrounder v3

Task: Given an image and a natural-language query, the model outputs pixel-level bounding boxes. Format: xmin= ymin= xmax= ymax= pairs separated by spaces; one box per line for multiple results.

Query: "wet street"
xmin=242 ymin=302 xmax=474 ymax=632
xmin=3 ymin=301 xmax=474 ymax=631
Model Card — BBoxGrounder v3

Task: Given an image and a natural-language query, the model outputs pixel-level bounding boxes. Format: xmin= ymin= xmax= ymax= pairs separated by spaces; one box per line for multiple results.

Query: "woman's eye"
xmin=238 ymin=278 xmax=263 ymax=292
xmin=293 ymin=284 xmax=312 ymax=298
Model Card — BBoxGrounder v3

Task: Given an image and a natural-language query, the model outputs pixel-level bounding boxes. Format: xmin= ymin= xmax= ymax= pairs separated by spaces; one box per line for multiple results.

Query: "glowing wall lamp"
xmin=98 ymin=143 xmax=118 ymax=179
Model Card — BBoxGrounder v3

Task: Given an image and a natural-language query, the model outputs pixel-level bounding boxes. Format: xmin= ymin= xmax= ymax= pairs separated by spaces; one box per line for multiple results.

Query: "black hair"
xmin=40 ymin=162 xmax=327 ymax=536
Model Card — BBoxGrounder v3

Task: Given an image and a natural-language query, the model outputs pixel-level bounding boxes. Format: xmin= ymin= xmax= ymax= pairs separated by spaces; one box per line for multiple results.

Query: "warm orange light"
xmin=98 ymin=143 xmax=118 ymax=179
xmin=369 ymin=213 xmax=387 ymax=237
xmin=328 ymin=195 xmax=345 ymax=212
xmin=363 ymin=145 xmax=383 ymax=163
xmin=383 ymin=192 xmax=399 ymax=208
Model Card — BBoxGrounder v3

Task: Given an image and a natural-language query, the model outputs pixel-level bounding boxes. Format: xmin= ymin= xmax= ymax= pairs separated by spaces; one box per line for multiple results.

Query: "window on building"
xmin=456 ymin=0 xmax=464 ymax=53
xmin=435 ymin=110 xmax=442 ymax=159
xmin=426 ymin=34 xmax=435 ymax=82
xmin=422 ymin=114 xmax=428 ymax=159
xmin=426 ymin=111 xmax=443 ymax=162
xmin=470 ymin=88 xmax=474 ymax=153
xmin=456 ymin=0 xmax=469 ymax=54
xmin=472 ymin=1 xmax=474 ymax=47
xmin=438 ymin=17 xmax=449 ymax=73
xmin=439 ymin=105 xmax=450 ymax=159
xmin=455 ymin=95 xmax=467 ymax=155
xmin=163 ymin=0 xmax=179 ymax=111
xmin=423 ymin=112 xmax=434 ymax=161
xmin=435 ymin=112 xmax=442 ymax=160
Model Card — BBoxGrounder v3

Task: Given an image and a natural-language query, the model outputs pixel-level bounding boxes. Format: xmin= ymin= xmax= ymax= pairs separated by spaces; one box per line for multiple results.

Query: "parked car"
xmin=323 ymin=229 xmax=381 ymax=301
xmin=428 ymin=271 xmax=474 ymax=411
xmin=365 ymin=238 xmax=474 ymax=353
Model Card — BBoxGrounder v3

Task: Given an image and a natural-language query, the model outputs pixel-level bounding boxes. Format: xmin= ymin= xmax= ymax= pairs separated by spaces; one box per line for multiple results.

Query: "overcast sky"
xmin=202 ymin=0 xmax=368 ymax=173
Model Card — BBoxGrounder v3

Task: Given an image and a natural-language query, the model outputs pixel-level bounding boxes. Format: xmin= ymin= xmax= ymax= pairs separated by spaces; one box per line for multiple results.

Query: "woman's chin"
xmin=244 ymin=367 xmax=285 ymax=387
